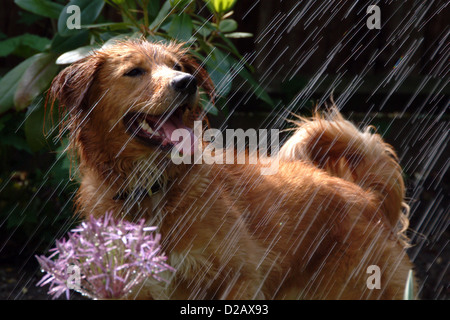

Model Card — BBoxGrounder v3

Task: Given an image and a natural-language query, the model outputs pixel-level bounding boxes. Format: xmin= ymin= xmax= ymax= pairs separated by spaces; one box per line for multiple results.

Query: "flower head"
xmin=36 ymin=212 xmax=174 ymax=299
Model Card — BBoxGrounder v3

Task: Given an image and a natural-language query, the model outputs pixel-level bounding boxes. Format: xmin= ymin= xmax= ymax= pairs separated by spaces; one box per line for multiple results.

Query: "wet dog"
xmin=49 ymin=40 xmax=413 ymax=299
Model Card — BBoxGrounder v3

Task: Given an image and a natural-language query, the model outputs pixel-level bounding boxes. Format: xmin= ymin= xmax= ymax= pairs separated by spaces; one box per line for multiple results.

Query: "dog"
xmin=49 ymin=39 xmax=414 ymax=299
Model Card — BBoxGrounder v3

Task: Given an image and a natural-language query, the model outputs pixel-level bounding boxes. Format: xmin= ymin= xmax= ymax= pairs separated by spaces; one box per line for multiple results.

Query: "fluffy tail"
xmin=279 ymin=108 xmax=409 ymax=241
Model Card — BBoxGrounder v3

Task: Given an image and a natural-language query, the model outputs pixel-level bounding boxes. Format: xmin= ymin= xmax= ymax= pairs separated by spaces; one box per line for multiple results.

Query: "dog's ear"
xmin=179 ymin=54 xmax=215 ymax=103
xmin=49 ymin=54 xmax=103 ymax=112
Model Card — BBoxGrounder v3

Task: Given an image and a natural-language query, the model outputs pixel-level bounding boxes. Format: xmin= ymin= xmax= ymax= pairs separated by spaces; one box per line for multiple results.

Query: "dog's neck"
xmin=112 ymin=155 xmax=171 ymax=198
xmin=80 ymin=150 xmax=191 ymax=199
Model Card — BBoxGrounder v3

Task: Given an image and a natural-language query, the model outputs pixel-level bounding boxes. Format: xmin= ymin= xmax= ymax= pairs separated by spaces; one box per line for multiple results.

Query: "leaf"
xmin=147 ymin=0 xmax=161 ymax=22
xmin=229 ymin=57 xmax=274 ymax=106
xmin=50 ymin=30 xmax=89 ymax=53
xmin=216 ymin=32 xmax=242 ymax=58
xmin=24 ymin=100 xmax=52 ymax=152
xmin=149 ymin=0 xmax=173 ymax=31
xmin=14 ymin=53 xmax=59 ymax=111
xmin=118 ymin=0 xmax=138 ymax=25
xmin=218 ymin=19 xmax=237 ymax=33
xmin=57 ymin=0 xmax=104 ymax=37
xmin=170 ymin=0 xmax=193 ymax=9
xmin=0 ymin=55 xmax=39 ymax=114
xmin=167 ymin=14 xmax=193 ymax=41
xmin=206 ymin=48 xmax=232 ymax=97
xmin=202 ymin=100 xmax=219 ymax=116
xmin=0 ymin=34 xmax=50 ymax=58
xmin=14 ymin=0 xmax=64 ymax=19
xmin=56 ymin=45 xmax=97 ymax=65
xmin=195 ymin=24 xmax=213 ymax=37
xmin=238 ymin=67 xmax=273 ymax=106
xmin=225 ymin=32 xmax=253 ymax=39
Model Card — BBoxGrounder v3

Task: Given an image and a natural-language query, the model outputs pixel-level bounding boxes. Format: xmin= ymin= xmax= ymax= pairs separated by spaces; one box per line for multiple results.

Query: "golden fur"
xmin=49 ymin=40 xmax=414 ymax=300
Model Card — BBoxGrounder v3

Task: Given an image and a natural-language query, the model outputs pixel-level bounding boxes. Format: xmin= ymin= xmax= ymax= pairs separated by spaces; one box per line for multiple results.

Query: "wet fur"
xmin=49 ymin=40 xmax=414 ymax=300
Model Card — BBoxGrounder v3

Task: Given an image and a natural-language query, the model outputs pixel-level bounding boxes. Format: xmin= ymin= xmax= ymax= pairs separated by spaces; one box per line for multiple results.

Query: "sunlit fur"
xmin=49 ymin=40 xmax=414 ymax=300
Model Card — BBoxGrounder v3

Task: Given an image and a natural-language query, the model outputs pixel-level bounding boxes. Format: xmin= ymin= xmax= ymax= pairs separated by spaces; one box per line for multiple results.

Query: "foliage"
xmin=0 ymin=0 xmax=272 ymax=253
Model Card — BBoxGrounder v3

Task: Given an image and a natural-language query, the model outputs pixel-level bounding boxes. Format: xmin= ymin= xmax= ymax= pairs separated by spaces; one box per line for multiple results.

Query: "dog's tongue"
xmin=161 ymin=115 xmax=197 ymax=155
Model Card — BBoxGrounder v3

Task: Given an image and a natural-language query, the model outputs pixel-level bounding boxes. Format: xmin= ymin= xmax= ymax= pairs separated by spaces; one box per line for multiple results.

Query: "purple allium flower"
xmin=36 ymin=212 xmax=175 ymax=300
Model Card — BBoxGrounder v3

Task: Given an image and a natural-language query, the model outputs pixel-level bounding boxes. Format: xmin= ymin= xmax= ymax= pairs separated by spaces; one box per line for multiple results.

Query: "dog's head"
xmin=50 ymin=40 xmax=214 ymax=167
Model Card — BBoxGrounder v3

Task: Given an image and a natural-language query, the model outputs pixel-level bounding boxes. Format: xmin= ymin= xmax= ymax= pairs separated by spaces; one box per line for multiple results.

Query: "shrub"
xmin=0 ymin=0 xmax=272 ymax=253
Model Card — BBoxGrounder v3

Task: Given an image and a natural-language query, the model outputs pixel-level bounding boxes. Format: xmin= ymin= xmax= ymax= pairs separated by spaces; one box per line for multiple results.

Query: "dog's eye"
xmin=124 ymin=68 xmax=146 ymax=77
xmin=173 ymin=63 xmax=183 ymax=71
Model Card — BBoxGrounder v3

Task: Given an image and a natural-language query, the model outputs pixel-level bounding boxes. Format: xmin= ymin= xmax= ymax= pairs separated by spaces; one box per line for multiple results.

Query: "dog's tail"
xmin=279 ymin=107 xmax=409 ymax=241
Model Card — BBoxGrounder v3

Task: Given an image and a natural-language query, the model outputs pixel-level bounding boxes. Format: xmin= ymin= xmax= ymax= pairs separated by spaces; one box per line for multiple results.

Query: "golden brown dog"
xmin=49 ymin=39 xmax=414 ymax=299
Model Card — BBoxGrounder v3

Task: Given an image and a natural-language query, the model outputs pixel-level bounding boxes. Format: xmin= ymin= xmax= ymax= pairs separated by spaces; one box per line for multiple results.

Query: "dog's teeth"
xmin=141 ymin=121 xmax=153 ymax=133
xmin=140 ymin=120 xmax=161 ymax=137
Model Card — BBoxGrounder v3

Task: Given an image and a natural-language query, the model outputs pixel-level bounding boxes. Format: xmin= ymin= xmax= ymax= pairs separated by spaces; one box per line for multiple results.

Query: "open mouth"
xmin=124 ymin=105 xmax=197 ymax=155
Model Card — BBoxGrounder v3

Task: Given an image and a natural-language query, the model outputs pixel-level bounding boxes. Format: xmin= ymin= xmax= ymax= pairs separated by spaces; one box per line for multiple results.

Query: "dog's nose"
xmin=171 ymin=74 xmax=197 ymax=95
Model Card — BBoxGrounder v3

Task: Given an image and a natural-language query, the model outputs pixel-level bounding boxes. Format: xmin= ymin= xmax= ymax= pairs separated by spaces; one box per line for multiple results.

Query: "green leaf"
xmin=215 ymin=32 xmax=242 ymax=58
xmin=167 ymin=14 xmax=193 ymax=41
xmin=170 ymin=0 xmax=191 ymax=8
xmin=56 ymin=45 xmax=96 ymax=65
xmin=58 ymin=0 xmax=104 ymax=37
xmin=0 ymin=34 xmax=50 ymax=58
xmin=50 ymin=30 xmax=89 ymax=53
xmin=202 ymin=100 xmax=219 ymax=116
xmin=147 ymin=0 xmax=161 ymax=22
xmin=403 ymin=270 xmax=415 ymax=300
xmin=118 ymin=0 xmax=137 ymax=24
xmin=14 ymin=53 xmax=59 ymax=111
xmin=239 ymin=67 xmax=273 ymax=106
xmin=225 ymin=32 xmax=253 ymax=39
xmin=149 ymin=0 xmax=173 ymax=31
xmin=14 ymin=0 xmax=64 ymax=19
xmin=195 ymin=23 xmax=213 ymax=37
xmin=24 ymin=100 xmax=52 ymax=152
xmin=218 ymin=19 xmax=237 ymax=33
xmin=206 ymin=48 xmax=232 ymax=97
xmin=0 ymin=55 xmax=39 ymax=114
xmin=229 ymin=57 xmax=274 ymax=106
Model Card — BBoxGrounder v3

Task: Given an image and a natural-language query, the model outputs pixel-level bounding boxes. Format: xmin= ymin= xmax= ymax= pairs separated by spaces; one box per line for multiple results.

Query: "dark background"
xmin=0 ymin=0 xmax=448 ymax=299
